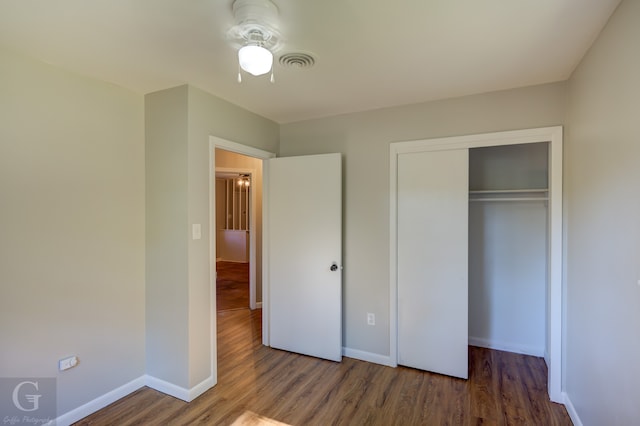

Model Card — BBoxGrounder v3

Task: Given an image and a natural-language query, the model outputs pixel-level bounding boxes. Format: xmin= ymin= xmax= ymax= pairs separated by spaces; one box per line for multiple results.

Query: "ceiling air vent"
xmin=279 ymin=52 xmax=315 ymax=69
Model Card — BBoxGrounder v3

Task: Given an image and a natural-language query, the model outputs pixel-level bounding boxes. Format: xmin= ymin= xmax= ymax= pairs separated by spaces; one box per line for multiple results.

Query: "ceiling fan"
xmin=227 ymin=0 xmax=282 ymax=82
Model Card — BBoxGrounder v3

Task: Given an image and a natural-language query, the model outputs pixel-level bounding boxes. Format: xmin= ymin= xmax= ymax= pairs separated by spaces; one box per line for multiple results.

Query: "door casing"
xmin=209 ymin=136 xmax=275 ymax=384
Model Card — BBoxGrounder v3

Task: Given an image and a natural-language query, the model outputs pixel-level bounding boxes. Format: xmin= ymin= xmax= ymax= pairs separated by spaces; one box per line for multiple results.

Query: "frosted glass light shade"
xmin=238 ymin=45 xmax=273 ymax=76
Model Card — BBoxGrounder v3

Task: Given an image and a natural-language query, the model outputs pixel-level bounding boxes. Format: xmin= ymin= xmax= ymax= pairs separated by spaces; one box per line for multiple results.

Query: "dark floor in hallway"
xmin=217 ymin=261 xmax=249 ymax=311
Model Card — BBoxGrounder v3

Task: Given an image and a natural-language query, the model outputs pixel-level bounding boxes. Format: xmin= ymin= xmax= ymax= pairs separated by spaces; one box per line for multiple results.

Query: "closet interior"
xmin=468 ymin=142 xmax=550 ymax=361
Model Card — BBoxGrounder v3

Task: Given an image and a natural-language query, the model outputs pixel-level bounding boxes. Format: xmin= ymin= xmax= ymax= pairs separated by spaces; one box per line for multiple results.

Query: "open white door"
xmin=397 ymin=149 xmax=469 ymax=379
xmin=267 ymin=153 xmax=342 ymax=362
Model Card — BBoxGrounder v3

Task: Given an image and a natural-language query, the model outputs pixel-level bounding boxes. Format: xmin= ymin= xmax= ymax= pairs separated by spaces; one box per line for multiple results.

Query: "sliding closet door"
xmin=397 ymin=149 xmax=468 ymax=379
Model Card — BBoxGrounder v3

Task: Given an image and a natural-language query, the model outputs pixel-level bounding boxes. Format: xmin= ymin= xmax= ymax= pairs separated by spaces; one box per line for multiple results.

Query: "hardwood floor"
xmin=76 ymin=308 xmax=571 ymax=425
xmin=216 ymin=261 xmax=249 ymax=311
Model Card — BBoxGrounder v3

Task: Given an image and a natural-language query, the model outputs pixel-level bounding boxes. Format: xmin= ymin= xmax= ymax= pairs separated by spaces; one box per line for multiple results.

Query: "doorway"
xmin=215 ymin=167 xmax=255 ymax=311
xmin=209 ymin=136 xmax=275 ymax=377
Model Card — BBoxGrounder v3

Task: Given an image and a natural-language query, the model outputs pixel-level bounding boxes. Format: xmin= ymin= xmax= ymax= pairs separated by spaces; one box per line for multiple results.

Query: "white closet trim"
xmin=389 ymin=126 xmax=563 ymax=403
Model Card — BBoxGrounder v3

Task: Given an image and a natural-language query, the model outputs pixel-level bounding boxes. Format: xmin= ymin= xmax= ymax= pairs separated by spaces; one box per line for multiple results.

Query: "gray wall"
xmin=565 ymin=0 xmax=640 ymax=423
xmin=186 ymin=86 xmax=278 ymax=386
xmin=280 ymin=82 xmax=567 ymax=356
xmin=145 ymin=85 xmax=278 ymax=390
xmin=145 ymin=86 xmax=190 ymax=387
xmin=0 ymin=48 xmax=145 ymax=415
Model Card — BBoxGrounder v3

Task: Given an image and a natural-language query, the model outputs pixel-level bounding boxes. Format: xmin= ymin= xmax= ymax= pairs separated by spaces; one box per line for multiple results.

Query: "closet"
xmin=391 ymin=127 xmax=563 ymax=400
xmin=468 ymin=142 xmax=548 ymax=357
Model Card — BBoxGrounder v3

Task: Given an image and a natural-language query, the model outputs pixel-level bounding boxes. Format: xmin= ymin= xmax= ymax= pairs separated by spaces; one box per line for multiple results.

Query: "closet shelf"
xmin=469 ymin=197 xmax=548 ymax=202
xmin=469 ymin=188 xmax=548 ymax=202
xmin=469 ymin=188 xmax=548 ymax=194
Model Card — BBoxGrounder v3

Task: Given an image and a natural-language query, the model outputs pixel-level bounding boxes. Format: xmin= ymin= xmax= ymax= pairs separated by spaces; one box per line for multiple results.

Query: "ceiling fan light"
xmin=238 ymin=45 xmax=273 ymax=76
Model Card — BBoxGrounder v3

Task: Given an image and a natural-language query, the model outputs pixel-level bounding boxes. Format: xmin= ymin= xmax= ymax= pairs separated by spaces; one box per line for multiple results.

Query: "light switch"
xmin=192 ymin=224 xmax=201 ymax=240
xmin=367 ymin=313 xmax=375 ymax=326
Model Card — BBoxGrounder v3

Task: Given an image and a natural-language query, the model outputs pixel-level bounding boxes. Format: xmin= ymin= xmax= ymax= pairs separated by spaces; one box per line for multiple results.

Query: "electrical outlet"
xmin=367 ymin=313 xmax=375 ymax=326
xmin=59 ymin=356 xmax=78 ymax=371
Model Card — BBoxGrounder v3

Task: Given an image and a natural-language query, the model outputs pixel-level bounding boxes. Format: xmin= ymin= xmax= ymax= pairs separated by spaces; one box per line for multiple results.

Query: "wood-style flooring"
xmin=216 ymin=261 xmax=249 ymax=311
xmin=76 ymin=307 xmax=571 ymax=425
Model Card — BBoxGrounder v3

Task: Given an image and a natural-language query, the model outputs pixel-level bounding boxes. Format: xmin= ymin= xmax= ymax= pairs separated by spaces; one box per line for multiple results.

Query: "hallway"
xmin=216 ymin=261 xmax=249 ymax=311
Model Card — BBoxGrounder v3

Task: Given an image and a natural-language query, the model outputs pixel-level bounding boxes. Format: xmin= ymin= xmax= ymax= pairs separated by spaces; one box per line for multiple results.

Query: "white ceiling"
xmin=0 ymin=0 xmax=620 ymax=123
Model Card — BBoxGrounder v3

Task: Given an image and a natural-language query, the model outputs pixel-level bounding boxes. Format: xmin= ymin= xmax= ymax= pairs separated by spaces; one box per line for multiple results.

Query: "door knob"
xmin=330 ymin=263 xmax=339 ymax=271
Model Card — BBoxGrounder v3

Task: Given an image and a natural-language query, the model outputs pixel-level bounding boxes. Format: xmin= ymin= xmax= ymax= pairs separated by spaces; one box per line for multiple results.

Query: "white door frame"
xmin=209 ymin=136 xmax=275 ymax=379
xmin=215 ymin=166 xmax=258 ymax=309
xmin=389 ymin=126 xmax=564 ymax=403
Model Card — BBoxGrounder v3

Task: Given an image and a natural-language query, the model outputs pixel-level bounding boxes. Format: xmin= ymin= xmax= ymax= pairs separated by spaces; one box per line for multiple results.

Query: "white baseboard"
xmin=342 ymin=347 xmax=394 ymax=367
xmin=145 ymin=375 xmax=188 ymax=401
xmin=145 ymin=374 xmax=214 ymax=402
xmin=51 ymin=376 xmax=146 ymax=426
xmin=469 ymin=336 xmax=544 ymax=357
xmin=563 ymin=392 xmax=583 ymax=426
xmin=50 ymin=374 xmax=215 ymax=426
xmin=187 ymin=375 xmax=216 ymax=401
